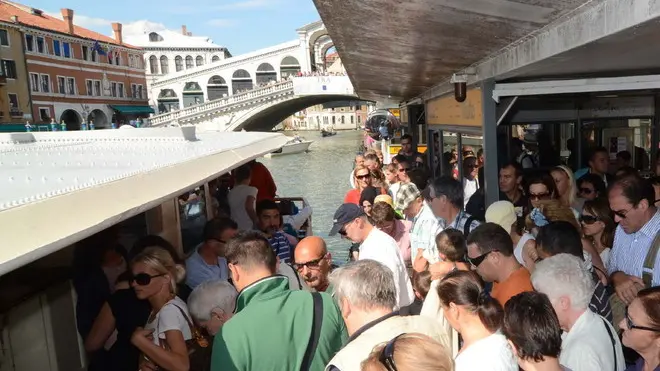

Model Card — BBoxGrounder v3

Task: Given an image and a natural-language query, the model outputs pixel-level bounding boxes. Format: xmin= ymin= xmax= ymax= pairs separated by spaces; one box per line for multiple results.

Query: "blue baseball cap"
xmin=329 ymin=203 xmax=365 ymax=236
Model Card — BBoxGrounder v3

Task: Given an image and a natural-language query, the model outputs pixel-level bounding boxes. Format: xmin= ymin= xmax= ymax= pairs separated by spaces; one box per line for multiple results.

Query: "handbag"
xmin=152 ymin=303 xmax=212 ymax=371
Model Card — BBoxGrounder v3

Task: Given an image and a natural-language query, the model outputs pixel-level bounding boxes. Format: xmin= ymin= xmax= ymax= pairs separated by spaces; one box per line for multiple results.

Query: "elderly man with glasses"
xmin=188 ymin=280 xmax=237 ymax=336
xmin=325 ymin=260 xmax=449 ymax=371
xmin=533 ymin=254 xmax=625 ymax=371
xmin=293 ymin=236 xmax=334 ymax=292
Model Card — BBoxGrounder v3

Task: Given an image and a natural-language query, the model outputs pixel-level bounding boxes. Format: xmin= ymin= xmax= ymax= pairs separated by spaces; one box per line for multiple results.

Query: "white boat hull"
xmin=266 ymin=140 xmax=313 ymax=156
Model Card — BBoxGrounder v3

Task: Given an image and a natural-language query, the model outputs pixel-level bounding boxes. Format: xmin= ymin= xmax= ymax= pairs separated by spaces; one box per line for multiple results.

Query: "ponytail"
xmin=438 ymin=270 xmax=503 ymax=332
xmin=476 ymin=290 xmax=503 ymax=332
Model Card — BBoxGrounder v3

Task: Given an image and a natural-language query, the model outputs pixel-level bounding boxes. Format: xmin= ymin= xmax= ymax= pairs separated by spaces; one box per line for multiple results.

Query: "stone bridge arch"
xmin=226 ymin=94 xmax=367 ymax=132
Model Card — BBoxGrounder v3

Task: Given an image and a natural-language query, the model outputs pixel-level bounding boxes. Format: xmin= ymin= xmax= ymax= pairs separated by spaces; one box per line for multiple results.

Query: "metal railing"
xmin=150 ymin=81 xmax=294 ymax=126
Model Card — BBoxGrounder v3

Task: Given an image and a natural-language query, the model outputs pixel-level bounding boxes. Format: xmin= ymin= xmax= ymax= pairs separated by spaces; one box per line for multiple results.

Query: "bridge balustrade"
xmin=150 ymin=81 xmax=294 ymax=126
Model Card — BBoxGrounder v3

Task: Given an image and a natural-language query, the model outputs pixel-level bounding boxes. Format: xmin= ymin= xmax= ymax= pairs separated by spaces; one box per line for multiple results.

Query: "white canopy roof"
xmin=0 ymin=127 xmax=288 ymax=276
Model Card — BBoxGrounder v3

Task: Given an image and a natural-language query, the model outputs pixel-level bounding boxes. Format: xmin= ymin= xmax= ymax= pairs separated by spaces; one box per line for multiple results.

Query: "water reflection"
xmin=261 ymin=130 xmax=362 ymax=263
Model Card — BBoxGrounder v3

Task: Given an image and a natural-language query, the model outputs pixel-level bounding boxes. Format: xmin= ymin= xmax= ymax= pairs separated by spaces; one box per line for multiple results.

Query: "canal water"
xmin=260 ymin=130 xmax=363 ymax=263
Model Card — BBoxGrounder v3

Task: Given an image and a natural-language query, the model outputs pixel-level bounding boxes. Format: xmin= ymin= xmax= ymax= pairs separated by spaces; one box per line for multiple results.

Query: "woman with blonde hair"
xmin=130 ymin=247 xmax=193 ymax=371
xmin=361 ymin=333 xmax=454 ymax=371
xmin=345 ymin=165 xmax=373 ymax=204
xmin=551 ymin=165 xmax=581 ymax=211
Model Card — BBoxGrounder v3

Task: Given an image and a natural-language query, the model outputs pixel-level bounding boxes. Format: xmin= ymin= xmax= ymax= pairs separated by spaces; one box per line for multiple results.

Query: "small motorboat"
xmin=266 ymin=137 xmax=313 ymax=156
xmin=321 ymin=129 xmax=337 ymax=137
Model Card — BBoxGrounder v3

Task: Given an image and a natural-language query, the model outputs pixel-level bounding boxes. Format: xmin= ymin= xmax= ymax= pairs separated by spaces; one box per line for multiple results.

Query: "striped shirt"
xmin=268 ymin=231 xmax=292 ymax=264
xmin=590 ymin=271 xmax=613 ymax=323
xmin=608 ymin=211 xmax=660 ymax=286
xmin=445 ymin=211 xmax=481 ymax=237
xmin=410 ymin=201 xmax=444 ymax=262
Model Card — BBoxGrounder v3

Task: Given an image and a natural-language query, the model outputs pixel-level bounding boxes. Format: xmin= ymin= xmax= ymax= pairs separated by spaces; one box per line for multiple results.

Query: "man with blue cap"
xmin=330 ymin=203 xmax=414 ymax=307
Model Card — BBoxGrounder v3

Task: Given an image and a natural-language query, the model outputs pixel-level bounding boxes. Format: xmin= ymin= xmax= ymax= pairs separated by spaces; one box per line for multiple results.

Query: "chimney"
xmin=10 ymin=15 xmax=18 ymax=23
xmin=61 ymin=8 xmax=74 ymax=34
xmin=112 ymin=22 xmax=123 ymax=44
xmin=181 ymin=25 xmax=187 ymax=35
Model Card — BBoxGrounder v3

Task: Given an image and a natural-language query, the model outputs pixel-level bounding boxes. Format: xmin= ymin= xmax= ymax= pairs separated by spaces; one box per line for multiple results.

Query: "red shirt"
xmin=249 ymin=162 xmax=277 ymax=201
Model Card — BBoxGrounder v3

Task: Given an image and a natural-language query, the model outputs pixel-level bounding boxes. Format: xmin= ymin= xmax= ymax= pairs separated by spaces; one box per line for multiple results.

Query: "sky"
xmin=29 ymin=0 xmax=321 ymax=55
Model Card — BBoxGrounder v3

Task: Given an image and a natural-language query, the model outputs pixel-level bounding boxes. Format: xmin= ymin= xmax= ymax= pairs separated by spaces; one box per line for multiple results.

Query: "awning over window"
xmin=110 ymin=105 xmax=155 ymax=114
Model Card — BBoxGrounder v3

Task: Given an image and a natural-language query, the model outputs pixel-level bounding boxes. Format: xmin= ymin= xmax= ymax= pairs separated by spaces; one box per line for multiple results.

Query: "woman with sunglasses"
xmin=360 ymin=333 xmax=454 ymax=371
xmin=525 ymin=199 xmax=608 ymax=282
xmin=581 ymin=199 xmax=616 ymax=270
xmin=577 ymin=173 xmax=607 ymax=202
xmin=85 ymin=236 xmax=180 ymax=371
xmin=437 ymin=270 xmax=518 ymax=371
xmin=526 ymin=173 xmax=558 ymax=211
xmin=130 ymin=247 xmax=192 ymax=371
xmin=345 ymin=165 xmax=374 ymax=205
xmin=619 ymin=286 xmax=660 ymax=371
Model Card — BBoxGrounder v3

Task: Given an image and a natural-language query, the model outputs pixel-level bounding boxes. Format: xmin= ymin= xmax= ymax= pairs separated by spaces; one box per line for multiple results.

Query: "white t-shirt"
xmin=359 ymin=228 xmax=414 ymax=308
xmin=228 ymin=184 xmax=258 ymax=230
xmin=455 ymin=333 xmax=518 ymax=371
xmin=144 ymin=297 xmax=193 ymax=346
xmin=462 ymin=177 xmax=478 ymax=208
xmin=600 ymin=248 xmax=611 ymax=271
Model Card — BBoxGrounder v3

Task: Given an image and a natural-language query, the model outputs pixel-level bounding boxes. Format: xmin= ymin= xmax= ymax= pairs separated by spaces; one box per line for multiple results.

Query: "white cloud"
xmin=214 ymin=0 xmax=272 ymax=10
xmin=206 ymin=19 xmax=238 ymax=27
xmin=122 ymin=20 xmax=168 ymax=36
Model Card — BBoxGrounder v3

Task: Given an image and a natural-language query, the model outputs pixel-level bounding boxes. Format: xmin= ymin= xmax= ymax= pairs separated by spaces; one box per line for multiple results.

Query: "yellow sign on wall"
xmin=390 ymin=108 xmax=400 ymax=118
xmin=426 ymin=88 xmax=483 ymax=127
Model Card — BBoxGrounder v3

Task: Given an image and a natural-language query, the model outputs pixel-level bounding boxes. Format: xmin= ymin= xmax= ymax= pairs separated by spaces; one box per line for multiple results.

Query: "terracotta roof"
xmin=0 ymin=0 xmax=140 ymax=49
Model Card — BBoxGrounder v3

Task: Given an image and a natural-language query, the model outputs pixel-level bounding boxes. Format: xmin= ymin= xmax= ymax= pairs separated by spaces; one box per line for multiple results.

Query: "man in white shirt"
xmin=532 ymin=254 xmax=625 ymax=371
xmin=329 ymin=203 xmax=414 ymax=307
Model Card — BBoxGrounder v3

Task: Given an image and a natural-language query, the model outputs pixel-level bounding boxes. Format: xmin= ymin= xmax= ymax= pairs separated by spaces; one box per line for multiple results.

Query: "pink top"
xmin=391 ymin=219 xmax=412 ymax=263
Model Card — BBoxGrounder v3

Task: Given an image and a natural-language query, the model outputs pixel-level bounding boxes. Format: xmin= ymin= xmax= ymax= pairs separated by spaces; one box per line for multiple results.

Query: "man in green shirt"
xmin=211 ymin=231 xmax=347 ymax=371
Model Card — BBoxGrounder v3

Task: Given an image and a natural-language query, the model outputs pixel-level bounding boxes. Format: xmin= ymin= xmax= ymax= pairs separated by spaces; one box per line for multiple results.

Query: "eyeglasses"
xmin=293 ymin=255 xmax=326 ymax=271
xmin=579 ymin=215 xmax=600 ymax=225
xmin=579 ymin=187 xmax=594 ymax=195
xmin=529 ymin=192 xmax=551 ymax=201
xmin=625 ymin=307 xmax=660 ymax=332
xmin=209 ymin=238 xmax=228 ymax=244
xmin=379 ymin=334 xmax=404 ymax=371
xmin=466 ymin=250 xmax=496 ymax=268
xmin=356 ymin=174 xmax=370 ymax=180
xmin=613 ymin=205 xmax=636 ymax=219
xmin=130 ymin=272 xmax=166 ymax=286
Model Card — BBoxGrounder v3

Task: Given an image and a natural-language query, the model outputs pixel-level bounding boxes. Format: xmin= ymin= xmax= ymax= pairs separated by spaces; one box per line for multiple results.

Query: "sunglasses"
xmin=529 ymin=192 xmax=551 ymax=201
xmin=625 ymin=307 xmax=660 ymax=332
xmin=398 ymin=167 xmax=410 ymax=173
xmin=379 ymin=334 xmax=404 ymax=371
xmin=356 ymin=174 xmax=370 ymax=180
xmin=130 ymin=272 xmax=166 ymax=286
xmin=466 ymin=250 xmax=497 ymax=268
xmin=579 ymin=188 xmax=594 ymax=195
xmin=293 ymin=255 xmax=326 ymax=271
xmin=613 ymin=205 xmax=635 ymax=219
xmin=579 ymin=215 xmax=600 ymax=225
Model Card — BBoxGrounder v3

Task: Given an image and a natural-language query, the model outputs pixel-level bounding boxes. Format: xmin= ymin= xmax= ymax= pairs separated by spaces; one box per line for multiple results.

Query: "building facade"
xmin=123 ymin=23 xmax=231 ymax=90
xmin=285 ymin=101 xmax=372 ymax=131
xmin=0 ymin=22 xmax=31 ymax=125
xmin=0 ymin=1 xmax=151 ymax=130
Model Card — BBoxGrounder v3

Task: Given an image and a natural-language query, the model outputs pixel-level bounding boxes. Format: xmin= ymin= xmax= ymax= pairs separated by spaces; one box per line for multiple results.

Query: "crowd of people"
xmin=72 ymin=129 xmax=660 ymax=371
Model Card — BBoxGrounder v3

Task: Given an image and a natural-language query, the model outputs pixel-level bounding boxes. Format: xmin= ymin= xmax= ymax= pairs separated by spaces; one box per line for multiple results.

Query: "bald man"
xmin=293 ymin=236 xmax=333 ymax=292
